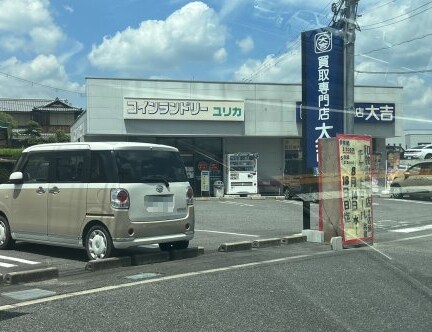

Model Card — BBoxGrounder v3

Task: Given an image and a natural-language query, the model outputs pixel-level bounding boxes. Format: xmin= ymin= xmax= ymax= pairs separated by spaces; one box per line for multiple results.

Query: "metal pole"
xmin=344 ymin=0 xmax=358 ymax=134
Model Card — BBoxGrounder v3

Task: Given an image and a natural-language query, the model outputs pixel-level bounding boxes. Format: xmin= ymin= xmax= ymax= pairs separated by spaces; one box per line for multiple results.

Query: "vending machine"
xmin=225 ymin=152 xmax=258 ymax=195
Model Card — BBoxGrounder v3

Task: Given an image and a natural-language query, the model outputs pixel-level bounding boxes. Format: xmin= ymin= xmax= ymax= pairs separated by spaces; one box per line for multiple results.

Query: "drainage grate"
xmin=2 ymin=288 xmax=56 ymax=301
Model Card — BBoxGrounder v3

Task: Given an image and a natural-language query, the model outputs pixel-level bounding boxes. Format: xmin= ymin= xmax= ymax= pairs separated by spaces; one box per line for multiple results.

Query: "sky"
xmin=0 ymin=0 xmax=431 ymax=130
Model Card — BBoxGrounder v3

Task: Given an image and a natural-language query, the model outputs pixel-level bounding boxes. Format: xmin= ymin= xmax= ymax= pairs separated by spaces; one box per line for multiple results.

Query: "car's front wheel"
xmin=85 ymin=225 xmax=113 ymax=260
xmin=0 ymin=216 xmax=15 ymax=250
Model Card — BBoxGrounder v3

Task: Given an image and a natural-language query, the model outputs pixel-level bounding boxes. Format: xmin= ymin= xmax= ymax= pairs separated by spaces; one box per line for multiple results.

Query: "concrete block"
xmin=3 ymin=267 xmax=59 ymax=285
xmin=330 ymin=236 xmax=343 ymax=251
xmin=85 ymin=256 xmax=131 ymax=272
xmin=302 ymin=229 xmax=325 ymax=243
xmin=252 ymin=238 xmax=281 ymax=248
xmin=0 ymin=273 xmax=3 ymax=285
xmin=218 ymin=241 xmax=253 ymax=252
xmin=130 ymin=252 xmax=169 ymax=266
xmin=281 ymin=235 xmax=307 ymax=245
xmin=169 ymin=247 xmax=201 ymax=261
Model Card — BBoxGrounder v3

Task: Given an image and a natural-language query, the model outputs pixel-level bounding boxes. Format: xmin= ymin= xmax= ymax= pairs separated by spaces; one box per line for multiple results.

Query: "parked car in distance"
xmin=390 ymin=161 xmax=432 ymax=199
xmin=0 ymin=142 xmax=195 ymax=260
xmin=403 ymin=144 xmax=432 ymax=160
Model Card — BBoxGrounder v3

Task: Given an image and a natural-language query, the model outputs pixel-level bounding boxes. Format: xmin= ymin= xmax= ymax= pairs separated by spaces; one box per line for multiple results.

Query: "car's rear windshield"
xmin=114 ymin=149 xmax=187 ymax=183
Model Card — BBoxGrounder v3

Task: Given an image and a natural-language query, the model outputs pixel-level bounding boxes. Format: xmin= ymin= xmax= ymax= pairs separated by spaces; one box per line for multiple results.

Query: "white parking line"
xmin=0 ymin=262 xmax=16 ymax=268
xmin=0 ymin=251 xmax=334 ymax=311
xmin=279 ymin=200 xmax=303 ymax=206
xmin=219 ymin=201 xmax=254 ymax=207
xmin=0 ymin=255 xmax=40 ymax=265
xmin=195 ymin=229 xmax=259 ymax=237
xmin=390 ymin=224 xmax=432 ymax=233
xmin=384 ymin=198 xmax=432 ymax=205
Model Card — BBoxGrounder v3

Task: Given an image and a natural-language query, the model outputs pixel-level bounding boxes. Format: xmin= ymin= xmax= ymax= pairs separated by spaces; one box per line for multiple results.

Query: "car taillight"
xmin=111 ymin=188 xmax=130 ymax=209
xmin=186 ymin=186 xmax=194 ymax=205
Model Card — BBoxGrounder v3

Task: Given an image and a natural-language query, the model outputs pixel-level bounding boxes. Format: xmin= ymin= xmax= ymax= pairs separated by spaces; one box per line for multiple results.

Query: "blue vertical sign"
xmin=302 ymin=28 xmax=344 ymax=169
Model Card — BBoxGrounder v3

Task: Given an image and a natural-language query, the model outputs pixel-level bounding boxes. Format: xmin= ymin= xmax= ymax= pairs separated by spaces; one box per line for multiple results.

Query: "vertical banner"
xmin=338 ymin=134 xmax=374 ymax=246
xmin=201 ymin=170 xmax=210 ymax=194
xmin=302 ymin=28 xmax=345 ymax=170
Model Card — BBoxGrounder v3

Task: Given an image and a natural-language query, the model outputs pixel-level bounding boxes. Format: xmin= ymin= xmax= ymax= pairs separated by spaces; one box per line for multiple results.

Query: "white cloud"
xmin=0 ymin=55 xmax=84 ymax=98
xmin=88 ymin=1 xmax=227 ymax=71
xmin=213 ymin=48 xmax=228 ymax=63
xmin=0 ymin=0 xmax=65 ymax=54
xmin=234 ymin=51 xmax=301 ymax=82
xmin=237 ymin=36 xmax=254 ymax=53
xmin=64 ymin=5 xmax=74 ymax=13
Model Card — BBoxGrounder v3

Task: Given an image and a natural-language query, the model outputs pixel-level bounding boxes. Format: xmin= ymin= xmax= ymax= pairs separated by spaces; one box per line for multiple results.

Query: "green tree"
xmin=24 ymin=120 xmax=42 ymax=137
xmin=55 ymin=131 xmax=70 ymax=142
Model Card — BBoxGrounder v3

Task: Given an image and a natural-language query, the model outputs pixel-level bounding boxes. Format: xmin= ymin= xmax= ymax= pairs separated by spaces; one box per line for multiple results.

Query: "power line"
xmin=356 ymin=32 xmax=432 ymax=56
xmin=361 ymin=2 xmax=432 ymax=30
xmin=361 ymin=1 xmax=431 ymax=27
xmin=358 ymin=0 xmax=396 ymax=15
xmin=242 ymin=2 xmax=336 ymax=82
xmin=0 ymin=71 xmax=85 ymax=96
xmin=355 ymin=68 xmax=432 ymax=74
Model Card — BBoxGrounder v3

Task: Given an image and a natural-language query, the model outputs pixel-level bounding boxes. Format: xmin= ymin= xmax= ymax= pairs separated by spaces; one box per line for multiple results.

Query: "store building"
xmin=71 ymin=78 xmax=402 ymax=196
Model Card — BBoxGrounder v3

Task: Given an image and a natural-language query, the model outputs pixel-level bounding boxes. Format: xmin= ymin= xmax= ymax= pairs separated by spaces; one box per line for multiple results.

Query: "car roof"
xmin=22 ymin=142 xmax=178 ymax=153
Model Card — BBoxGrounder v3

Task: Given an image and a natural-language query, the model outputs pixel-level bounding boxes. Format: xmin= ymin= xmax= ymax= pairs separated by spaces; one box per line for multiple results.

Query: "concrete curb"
xmin=169 ymin=247 xmax=204 ymax=260
xmin=281 ymin=235 xmax=307 ymax=245
xmin=218 ymin=241 xmax=253 ymax=252
xmin=0 ymin=273 xmax=2 ymax=285
xmin=130 ymin=252 xmax=170 ymax=266
xmin=252 ymin=238 xmax=281 ymax=248
xmin=85 ymin=256 xmax=132 ymax=272
xmin=302 ymin=229 xmax=325 ymax=243
xmin=3 ymin=267 xmax=59 ymax=285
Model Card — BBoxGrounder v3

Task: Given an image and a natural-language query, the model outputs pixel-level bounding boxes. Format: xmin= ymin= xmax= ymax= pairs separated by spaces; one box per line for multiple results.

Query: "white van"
xmin=0 ymin=142 xmax=195 ymax=260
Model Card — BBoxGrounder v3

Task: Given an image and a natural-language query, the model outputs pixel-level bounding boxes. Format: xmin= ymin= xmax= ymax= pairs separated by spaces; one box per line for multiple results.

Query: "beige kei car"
xmin=0 ymin=142 xmax=195 ymax=260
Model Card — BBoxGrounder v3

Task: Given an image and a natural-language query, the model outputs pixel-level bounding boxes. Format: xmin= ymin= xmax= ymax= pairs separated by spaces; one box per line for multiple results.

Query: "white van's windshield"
xmin=114 ymin=150 xmax=187 ymax=183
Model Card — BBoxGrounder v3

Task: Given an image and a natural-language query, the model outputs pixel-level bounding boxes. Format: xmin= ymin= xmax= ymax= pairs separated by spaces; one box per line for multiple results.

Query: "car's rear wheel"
xmin=159 ymin=240 xmax=189 ymax=251
xmin=0 ymin=216 xmax=14 ymax=250
xmin=85 ymin=225 xmax=113 ymax=260
xmin=391 ymin=184 xmax=403 ymax=199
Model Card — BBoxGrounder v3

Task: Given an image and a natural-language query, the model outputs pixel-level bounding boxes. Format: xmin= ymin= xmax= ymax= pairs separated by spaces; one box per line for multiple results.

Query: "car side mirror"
xmin=9 ymin=172 xmax=23 ymax=184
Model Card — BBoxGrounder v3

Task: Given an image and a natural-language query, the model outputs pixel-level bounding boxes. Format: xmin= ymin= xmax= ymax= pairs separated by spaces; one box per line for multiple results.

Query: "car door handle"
xmin=49 ymin=186 xmax=60 ymax=194
xmin=36 ymin=187 xmax=46 ymax=194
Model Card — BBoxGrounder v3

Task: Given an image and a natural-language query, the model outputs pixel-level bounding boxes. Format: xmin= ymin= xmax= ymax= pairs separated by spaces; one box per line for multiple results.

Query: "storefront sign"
xmin=124 ymin=98 xmax=244 ymax=121
xmin=302 ymin=28 xmax=344 ymax=169
xmin=338 ymin=135 xmax=374 ymax=245
xmin=296 ymin=102 xmax=396 ymax=124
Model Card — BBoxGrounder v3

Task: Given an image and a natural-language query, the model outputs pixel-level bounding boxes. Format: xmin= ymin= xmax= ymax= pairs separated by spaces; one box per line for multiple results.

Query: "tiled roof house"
xmin=0 ymin=98 xmax=83 ymax=134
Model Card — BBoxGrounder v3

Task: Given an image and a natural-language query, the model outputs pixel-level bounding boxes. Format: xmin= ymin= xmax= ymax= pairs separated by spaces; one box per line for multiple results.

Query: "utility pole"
xmin=343 ymin=0 xmax=359 ymax=134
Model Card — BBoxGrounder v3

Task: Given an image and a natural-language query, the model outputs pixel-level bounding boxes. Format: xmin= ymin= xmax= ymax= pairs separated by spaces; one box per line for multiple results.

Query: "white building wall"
xmin=223 ymin=137 xmax=283 ymax=183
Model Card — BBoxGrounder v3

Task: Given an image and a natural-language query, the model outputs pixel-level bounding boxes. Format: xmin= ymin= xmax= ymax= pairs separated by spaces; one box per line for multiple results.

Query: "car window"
xmin=408 ymin=165 xmax=421 ymax=175
xmin=21 ymin=153 xmax=51 ymax=183
xmin=53 ymin=152 xmax=86 ymax=183
xmin=89 ymin=150 xmax=116 ymax=183
xmin=115 ymin=150 xmax=187 ymax=183
xmin=420 ymin=163 xmax=432 ymax=175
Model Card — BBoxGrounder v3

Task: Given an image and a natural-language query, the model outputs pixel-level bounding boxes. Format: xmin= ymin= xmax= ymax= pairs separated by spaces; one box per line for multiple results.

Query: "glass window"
xmin=115 ymin=150 xmax=187 ymax=183
xmin=53 ymin=153 xmax=86 ymax=183
xmin=90 ymin=151 xmax=113 ymax=183
xmin=21 ymin=154 xmax=50 ymax=183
